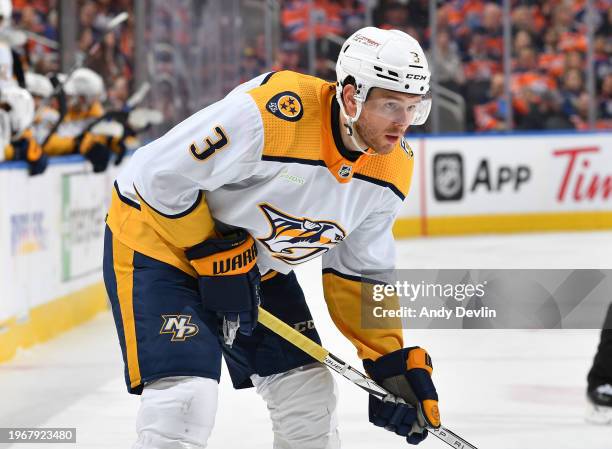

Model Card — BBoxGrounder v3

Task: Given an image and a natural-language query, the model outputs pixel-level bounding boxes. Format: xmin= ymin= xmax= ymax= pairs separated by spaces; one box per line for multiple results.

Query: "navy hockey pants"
xmin=102 ymin=226 xmax=321 ymax=394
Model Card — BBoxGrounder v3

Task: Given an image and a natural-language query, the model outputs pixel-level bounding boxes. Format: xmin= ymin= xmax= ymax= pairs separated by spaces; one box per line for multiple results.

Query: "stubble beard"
xmin=355 ymin=121 xmax=395 ymax=155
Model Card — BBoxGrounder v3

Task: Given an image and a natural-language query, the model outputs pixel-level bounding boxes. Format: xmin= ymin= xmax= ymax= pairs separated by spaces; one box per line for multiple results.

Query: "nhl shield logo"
xmin=266 ymin=91 xmax=303 ymax=122
xmin=433 ymin=153 xmax=464 ymax=201
xmin=338 ymin=164 xmax=353 ymax=178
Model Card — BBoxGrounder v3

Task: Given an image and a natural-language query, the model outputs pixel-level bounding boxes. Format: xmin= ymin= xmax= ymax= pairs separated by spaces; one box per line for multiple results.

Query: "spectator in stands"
xmin=564 ymin=50 xmax=584 ymax=72
xmin=241 ymin=46 xmax=265 ymax=83
xmin=481 ymin=3 xmax=502 ymax=35
xmin=560 ymin=68 xmax=585 ymax=118
xmin=273 ymin=41 xmax=304 ymax=72
xmin=597 ymin=7 xmax=611 ymax=37
xmin=77 ymin=26 xmax=94 ymax=60
xmin=474 ymin=72 xmax=509 ymax=131
xmin=428 ymin=28 xmax=465 ymax=94
xmin=539 ymin=28 xmax=564 ymax=78
xmin=16 ymin=5 xmax=43 ymax=35
xmin=539 ymin=90 xmax=574 ymax=130
xmin=514 ymin=29 xmax=534 ymax=54
xmin=600 ymin=74 xmax=612 ymax=120
xmin=594 ymin=34 xmax=611 ymax=87
xmin=79 ymin=1 xmax=98 ymax=34
xmin=570 ymin=91 xmax=592 ymax=130
xmin=378 ymin=1 xmax=409 ymax=30
xmin=464 ymin=30 xmax=501 ymax=82
xmin=476 ymin=3 xmax=503 ymax=61
xmin=337 ymin=0 xmax=366 ymax=36
xmin=281 ymin=0 xmax=343 ymax=43
xmin=87 ymin=29 xmax=128 ymax=82
xmin=107 ymin=75 xmax=129 ymax=110
xmin=515 ymin=87 xmax=572 ymax=131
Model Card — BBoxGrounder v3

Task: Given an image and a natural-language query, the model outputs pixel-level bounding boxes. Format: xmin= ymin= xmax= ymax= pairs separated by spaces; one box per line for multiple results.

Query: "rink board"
xmin=395 ymin=131 xmax=612 ymax=237
xmin=0 ymin=157 xmax=120 ymax=362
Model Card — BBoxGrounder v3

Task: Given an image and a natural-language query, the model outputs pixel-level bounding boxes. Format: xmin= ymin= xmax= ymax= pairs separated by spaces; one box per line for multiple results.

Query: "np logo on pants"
xmin=160 ymin=315 xmax=199 ymax=341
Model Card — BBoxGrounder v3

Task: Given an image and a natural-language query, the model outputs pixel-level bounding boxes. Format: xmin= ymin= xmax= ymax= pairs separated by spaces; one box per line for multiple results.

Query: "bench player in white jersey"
xmin=104 ymin=27 xmax=440 ymax=448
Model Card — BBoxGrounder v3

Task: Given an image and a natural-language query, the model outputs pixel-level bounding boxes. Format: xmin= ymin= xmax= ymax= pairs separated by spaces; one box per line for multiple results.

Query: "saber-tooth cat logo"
xmin=160 ymin=315 xmax=199 ymax=341
xmin=258 ymin=203 xmax=346 ymax=264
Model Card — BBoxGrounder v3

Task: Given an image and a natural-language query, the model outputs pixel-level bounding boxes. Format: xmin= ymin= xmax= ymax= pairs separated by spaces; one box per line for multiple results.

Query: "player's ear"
xmin=341 ymin=83 xmax=357 ymax=117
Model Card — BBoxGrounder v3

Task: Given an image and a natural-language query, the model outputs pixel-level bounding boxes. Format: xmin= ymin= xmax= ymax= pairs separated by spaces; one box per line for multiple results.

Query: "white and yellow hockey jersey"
xmin=107 ymin=70 xmax=414 ymax=361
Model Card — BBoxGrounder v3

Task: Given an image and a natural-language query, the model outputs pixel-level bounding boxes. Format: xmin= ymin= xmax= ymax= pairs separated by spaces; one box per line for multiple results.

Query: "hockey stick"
xmin=257 ymin=307 xmax=479 ymax=449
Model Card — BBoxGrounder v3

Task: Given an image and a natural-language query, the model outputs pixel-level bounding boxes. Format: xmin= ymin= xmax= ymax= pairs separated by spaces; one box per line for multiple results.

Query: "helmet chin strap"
xmin=335 ymin=90 xmax=376 ymax=155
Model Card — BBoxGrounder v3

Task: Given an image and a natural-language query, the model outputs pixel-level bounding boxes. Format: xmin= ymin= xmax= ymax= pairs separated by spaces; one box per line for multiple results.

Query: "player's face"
xmin=68 ymin=95 xmax=90 ymax=112
xmin=356 ymin=88 xmax=421 ymax=155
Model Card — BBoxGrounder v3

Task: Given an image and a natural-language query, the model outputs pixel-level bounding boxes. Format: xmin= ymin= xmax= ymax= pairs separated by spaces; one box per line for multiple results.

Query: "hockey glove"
xmin=79 ymin=133 xmax=112 ymax=173
xmin=186 ymin=229 xmax=261 ymax=347
xmin=6 ymin=134 xmax=48 ymax=176
xmin=363 ymin=347 xmax=440 ymax=445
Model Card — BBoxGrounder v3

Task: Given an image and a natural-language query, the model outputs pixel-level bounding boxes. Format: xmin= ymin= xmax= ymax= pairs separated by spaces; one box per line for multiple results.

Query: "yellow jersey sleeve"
xmin=322 ymin=209 xmax=404 ymax=361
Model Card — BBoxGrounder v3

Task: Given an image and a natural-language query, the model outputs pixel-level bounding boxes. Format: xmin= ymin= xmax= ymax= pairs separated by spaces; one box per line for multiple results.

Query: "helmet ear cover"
xmin=340 ymin=75 xmax=374 ymax=102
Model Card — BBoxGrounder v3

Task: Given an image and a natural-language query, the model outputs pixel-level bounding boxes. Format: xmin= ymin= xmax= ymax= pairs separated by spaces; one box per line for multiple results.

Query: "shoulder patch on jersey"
xmin=266 ymin=91 xmax=304 ymax=122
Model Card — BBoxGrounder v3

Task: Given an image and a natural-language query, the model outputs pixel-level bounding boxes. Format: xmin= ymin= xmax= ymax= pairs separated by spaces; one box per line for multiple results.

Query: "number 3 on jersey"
xmin=190 ymin=125 xmax=229 ymax=161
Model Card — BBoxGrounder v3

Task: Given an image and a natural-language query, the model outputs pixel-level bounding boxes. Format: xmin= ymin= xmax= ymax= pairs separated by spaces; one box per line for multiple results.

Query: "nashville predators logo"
xmin=266 ymin=91 xmax=303 ymax=122
xmin=160 ymin=315 xmax=199 ymax=342
xmin=258 ymin=204 xmax=346 ymax=264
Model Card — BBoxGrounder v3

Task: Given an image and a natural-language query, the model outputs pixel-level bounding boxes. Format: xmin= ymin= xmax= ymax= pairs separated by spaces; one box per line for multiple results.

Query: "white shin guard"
xmin=133 ymin=376 xmax=218 ymax=449
xmin=252 ymin=363 xmax=341 ymax=449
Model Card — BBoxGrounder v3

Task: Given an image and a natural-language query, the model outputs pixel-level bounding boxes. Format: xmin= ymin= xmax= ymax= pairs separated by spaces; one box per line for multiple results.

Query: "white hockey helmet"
xmin=64 ymin=67 xmax=105 ymax=101
xmin=0 ymin=0 xmax=12 ymax=30
xmin=0 ymin=84 xmax=34 ymax=138
xmin=336 ymin=27 xmax=432 ymax=143
xmin=25 ymin=72 xmax=54 ymax=98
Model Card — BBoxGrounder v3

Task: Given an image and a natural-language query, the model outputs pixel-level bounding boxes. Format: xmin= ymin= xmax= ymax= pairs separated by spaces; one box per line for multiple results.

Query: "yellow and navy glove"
xmin=363 ymin=347 xmax=440 ymax=445
xmin=79 ymin=132 xmax=112 ymax=173
xmin=5 ymin=131 xmax=48 ymax=176
xmin=186 ymin=229 xmax=261 ymax=347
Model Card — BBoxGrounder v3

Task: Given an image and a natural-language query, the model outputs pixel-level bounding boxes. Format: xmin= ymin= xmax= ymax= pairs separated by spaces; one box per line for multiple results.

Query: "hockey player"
xmin=24 ymin=72 xmax=60 ymax=145
xmin=1 ymin=84 xmax=47 ymax=175
xmin=0 ymin=0 xmax=26 ymax=88
xmin=44 ymin=67 xmax=119 ymax=172
xmin=586 ymin=303 xmax=612 ymax=424
xmin=103 ymin=27 xmax=439 ymax=448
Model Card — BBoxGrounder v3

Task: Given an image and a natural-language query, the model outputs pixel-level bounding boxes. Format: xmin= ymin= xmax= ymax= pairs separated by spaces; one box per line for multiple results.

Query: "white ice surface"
xmin=1 ymin=231 xmax=612 ymax=449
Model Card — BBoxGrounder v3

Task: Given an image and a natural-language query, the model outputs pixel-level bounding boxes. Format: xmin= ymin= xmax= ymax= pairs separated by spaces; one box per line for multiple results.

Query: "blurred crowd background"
xmin=8 ymin=0 xmax=612 ymax=138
